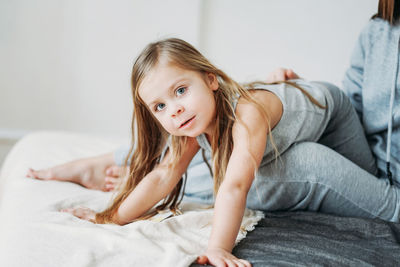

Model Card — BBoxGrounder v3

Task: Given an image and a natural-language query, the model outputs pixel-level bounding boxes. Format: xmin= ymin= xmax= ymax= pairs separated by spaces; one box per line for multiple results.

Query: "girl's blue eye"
xmin=176 ymin=87 xmax=186 ymax=96
xmin=155 ymin=103 xmax=165 ymax=111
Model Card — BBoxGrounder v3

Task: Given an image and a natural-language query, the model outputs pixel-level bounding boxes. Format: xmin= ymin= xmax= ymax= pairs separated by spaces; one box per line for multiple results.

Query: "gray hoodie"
xmin=343 ymin=18 xmax=400 ymax=184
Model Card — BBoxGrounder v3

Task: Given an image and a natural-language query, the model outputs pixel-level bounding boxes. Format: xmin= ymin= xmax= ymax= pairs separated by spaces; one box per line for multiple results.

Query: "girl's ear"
xmin=206 ymin=73 xmax=219 ymax=91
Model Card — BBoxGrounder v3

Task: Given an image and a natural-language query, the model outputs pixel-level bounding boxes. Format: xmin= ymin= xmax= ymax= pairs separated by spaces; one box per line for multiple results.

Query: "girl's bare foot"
xmin=26 ymin=153 xmax=126 ymax=192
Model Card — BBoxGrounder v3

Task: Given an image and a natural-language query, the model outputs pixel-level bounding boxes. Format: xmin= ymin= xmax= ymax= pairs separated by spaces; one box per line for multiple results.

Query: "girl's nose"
xmin=171 ymin=104 xmax=184 ymax=117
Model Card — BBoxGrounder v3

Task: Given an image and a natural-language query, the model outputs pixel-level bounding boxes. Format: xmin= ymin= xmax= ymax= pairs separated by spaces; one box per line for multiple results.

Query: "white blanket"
xmin=0 ymin=132 xmax=263 ymax=267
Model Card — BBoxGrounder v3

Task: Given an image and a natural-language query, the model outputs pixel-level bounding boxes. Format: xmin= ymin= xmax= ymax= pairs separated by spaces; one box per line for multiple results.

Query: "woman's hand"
xmin=266 ymin=67 xmax=299 ymax=83
xmin=196 ymin=248 xmax=251 ymax=267
xmin=61 ymin=206 xmax=96 ymax=223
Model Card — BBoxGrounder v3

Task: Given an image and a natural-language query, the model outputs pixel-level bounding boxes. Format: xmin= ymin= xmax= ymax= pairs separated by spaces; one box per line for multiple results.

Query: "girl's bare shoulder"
xmin=236 ymin=90 xmax=283 ymax=130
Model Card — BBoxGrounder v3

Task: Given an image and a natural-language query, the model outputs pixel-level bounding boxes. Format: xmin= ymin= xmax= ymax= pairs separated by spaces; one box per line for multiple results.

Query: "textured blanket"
xmin=0 ymin=132 xmax=263 ymax=267
xmin=191 ymin=211 xmax=400 ymax=266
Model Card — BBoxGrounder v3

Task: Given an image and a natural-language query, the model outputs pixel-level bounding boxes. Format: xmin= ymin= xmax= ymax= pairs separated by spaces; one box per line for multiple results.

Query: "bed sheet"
xmin=0 ymin=131 xmax=262 ymax=267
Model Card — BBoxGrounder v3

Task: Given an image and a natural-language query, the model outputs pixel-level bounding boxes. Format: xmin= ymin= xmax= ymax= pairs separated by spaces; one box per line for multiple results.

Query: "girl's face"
xmin=138 ymin=62 xmax=219 ymax=138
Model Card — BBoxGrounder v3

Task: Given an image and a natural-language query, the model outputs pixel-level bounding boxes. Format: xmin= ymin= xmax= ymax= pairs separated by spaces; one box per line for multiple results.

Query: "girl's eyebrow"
xmin=167 ymin=77 xmax=185 ymax=92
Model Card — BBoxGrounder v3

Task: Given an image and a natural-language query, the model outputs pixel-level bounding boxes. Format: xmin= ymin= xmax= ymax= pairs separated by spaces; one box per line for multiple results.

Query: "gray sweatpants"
xmin=115 ymin=82 xmax=400 ymax=222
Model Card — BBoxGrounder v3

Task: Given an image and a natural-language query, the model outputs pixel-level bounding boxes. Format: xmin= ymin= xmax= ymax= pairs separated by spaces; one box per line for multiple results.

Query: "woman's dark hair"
xmin=372 ymin=0 xmax=400 ymax=24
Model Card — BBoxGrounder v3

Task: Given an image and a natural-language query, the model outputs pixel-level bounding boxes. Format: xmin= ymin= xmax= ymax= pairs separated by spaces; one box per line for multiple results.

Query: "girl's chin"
xmin=167 ymin=124 xmax=207 ymax=137
xmin=169 ymin=130 xmax=204 ymax=138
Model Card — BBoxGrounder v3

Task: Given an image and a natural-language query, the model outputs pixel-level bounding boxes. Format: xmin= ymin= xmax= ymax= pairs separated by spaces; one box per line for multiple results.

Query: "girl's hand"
xmin=196 ymin=248 xmax=251 ymax=267
xmin=61 ymin=207 xmax=96 ymax=223
xmin=266 ymin=67 xmax=299 ymax=83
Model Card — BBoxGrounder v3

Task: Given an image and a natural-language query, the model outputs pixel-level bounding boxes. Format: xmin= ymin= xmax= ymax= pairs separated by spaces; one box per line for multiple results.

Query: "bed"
xmin=1 ymin=131 xmax=400 ymax=267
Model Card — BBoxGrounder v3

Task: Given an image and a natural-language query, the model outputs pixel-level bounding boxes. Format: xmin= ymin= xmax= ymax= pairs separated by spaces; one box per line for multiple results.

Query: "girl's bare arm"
xmin=199 ymin=90 xmax=282 ymax=266
xmin=113 ymin=137 xmax=200 ymax=225
xmin=63 ymin=137 xmax=200 ymax=224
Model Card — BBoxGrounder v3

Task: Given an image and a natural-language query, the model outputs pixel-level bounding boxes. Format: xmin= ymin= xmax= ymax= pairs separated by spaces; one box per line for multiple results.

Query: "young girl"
xmin=57 ymin=38 xmax=400 ymax=267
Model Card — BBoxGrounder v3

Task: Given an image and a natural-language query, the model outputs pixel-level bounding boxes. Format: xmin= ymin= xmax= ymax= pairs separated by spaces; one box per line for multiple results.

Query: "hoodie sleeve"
xmin=342 ymin=23 xmax=369 ymax=120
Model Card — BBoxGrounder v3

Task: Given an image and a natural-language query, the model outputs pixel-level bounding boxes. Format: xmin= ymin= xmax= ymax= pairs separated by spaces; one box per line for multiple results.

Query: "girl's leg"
xmin=314 ymin=82 xmax=377 ymax=175
xmin=27 ymin=152 xmax=123 ymax=192
xmin=248 ymin=142 xmax=400 ymax=222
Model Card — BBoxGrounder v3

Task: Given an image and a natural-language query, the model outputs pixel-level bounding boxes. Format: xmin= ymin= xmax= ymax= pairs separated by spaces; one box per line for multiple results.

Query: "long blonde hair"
xmin=95 ymin=38 xmax=324 ymax=223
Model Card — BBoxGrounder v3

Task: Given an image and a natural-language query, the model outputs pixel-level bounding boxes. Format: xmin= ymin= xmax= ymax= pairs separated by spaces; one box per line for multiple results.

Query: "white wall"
xmin=0 ymin=0 xmax=201 ymax=140
xmin=0 ymin=0 xmax=377 ymax=141
xmin=200 ymin=0 xmax=377 ymax=85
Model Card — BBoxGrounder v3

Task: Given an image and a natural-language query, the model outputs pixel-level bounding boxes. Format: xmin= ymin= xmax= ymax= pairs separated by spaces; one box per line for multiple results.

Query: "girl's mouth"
xmin=180 ymin=116 xmax=195 ymax=128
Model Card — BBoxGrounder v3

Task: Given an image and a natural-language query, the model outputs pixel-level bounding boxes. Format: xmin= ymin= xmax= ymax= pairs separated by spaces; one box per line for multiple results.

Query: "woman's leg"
xmin=248 ymin=142 xmax=400 ymax=222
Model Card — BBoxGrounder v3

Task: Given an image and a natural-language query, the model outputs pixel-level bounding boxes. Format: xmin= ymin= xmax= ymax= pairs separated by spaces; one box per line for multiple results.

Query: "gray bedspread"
xmin=191 ymin=211 xmax=400 ymax=266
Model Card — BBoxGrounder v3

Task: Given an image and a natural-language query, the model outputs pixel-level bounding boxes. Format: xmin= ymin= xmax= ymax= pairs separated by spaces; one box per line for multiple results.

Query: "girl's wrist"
xmin=207 ymin=244 xmax=232 ymax=253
